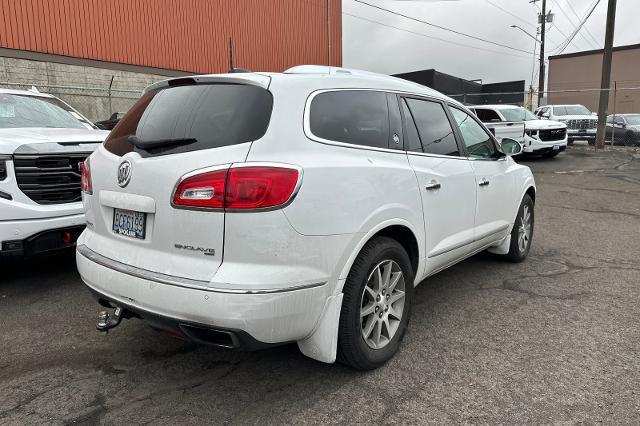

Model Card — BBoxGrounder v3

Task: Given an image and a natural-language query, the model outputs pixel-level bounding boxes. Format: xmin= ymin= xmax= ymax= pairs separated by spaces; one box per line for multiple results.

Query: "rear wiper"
xmin=128 ymin=135 xmax=198 ymax=150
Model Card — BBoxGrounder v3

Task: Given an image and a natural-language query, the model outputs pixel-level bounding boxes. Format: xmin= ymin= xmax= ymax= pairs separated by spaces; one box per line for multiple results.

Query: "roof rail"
xmin=284 ymin=65 xmax=385 ymax=78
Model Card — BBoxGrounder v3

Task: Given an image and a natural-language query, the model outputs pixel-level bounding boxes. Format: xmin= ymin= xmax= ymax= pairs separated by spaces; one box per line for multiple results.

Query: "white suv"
xmin=535 ymin=104 xmax=597 ymax=144
xmin=474 ymin=105 xmax=568 ymax=157
xmin=0 ymin=88 xmax=108 ymax=260
xmin=77 ymin=66 xmax=536 ymax=370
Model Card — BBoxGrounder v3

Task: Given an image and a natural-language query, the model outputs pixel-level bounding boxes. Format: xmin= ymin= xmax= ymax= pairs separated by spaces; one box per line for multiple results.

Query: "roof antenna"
xmin=228 ymin=37 xmax=234 ymax=72
xmin=227 ymin=37 xmax=250 ymax=74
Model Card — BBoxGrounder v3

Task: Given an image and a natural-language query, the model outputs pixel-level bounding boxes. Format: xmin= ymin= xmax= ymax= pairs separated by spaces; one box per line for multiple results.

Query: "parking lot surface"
xmin=1 ymin=147 xmax=639 ymax=424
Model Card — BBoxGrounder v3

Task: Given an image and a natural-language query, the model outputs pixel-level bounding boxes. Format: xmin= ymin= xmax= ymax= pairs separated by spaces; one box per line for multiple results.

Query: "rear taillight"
xmin=172 ymin=169 xmax=227 ymax=209
xmin=172 ymin=165 xmax=300 ymax=211
xmin=80 ymin=159 xmax=92 ymax=194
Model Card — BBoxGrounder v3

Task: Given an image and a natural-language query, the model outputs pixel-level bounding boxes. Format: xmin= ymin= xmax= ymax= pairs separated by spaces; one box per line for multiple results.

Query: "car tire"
xmin=567 ymin=139 xmax=574 ymax=145
xmin=337 ymin=236 xmax=414 ymax=370
xmin=502 ymin=194 xmax=534 ymax=263
xmin=587 ymin=139 xmax=595 ymax=146
xmin=624 ymin=131 xmax=636 ymax=146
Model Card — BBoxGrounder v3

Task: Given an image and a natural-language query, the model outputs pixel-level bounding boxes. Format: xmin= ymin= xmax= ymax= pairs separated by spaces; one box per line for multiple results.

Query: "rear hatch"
xmin=84 ymin=76 xmax=272 ymax=280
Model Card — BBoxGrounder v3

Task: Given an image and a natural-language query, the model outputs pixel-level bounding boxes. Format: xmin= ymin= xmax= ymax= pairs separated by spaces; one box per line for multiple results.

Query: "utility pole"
xmin=595 ymin=0 xmax=618 ymax=150
xmin=537 ymin=0 xmax=546 ymax=107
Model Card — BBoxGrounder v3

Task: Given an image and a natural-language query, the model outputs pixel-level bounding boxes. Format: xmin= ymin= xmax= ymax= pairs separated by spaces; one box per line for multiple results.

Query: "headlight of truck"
xmin=525 ymin=129 xmax=538 ymax=138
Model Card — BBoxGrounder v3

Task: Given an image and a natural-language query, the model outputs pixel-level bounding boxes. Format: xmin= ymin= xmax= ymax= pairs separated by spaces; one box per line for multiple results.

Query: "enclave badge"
xmin=117 ymin=160 xmax=132 ymax=187
xmin=174 ymin=244 xmax=216 ymax=256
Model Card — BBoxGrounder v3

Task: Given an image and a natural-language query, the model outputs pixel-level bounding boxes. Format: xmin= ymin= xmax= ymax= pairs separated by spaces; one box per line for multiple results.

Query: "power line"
xmin=352 ymin=0 xmax=534 ymax=55
xmin=564 ymin=0 xmax=601 ymax=47
xmin=343 ymin=12 xmax=532 ymax=60
xmin=553 ymin=0 xmax=601 ymax=54
xmin=482 ymin=0 xmax=536 ymax=30
xmin=554 ymin=0 xmax=598 ymax=49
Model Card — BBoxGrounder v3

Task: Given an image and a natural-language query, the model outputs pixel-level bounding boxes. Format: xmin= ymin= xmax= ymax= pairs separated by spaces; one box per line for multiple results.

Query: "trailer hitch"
xmin=96 ymin=306 xmax=129 ymax=333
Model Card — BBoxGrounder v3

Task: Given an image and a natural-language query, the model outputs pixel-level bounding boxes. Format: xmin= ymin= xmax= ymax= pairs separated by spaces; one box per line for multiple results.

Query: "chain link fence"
xmin=449 ymin=86 xmax=640 ymax=114
xmin=0 ymin=81 xmax=145 ymax=123
xmin=1 ymin=80 xmax=639 ymax=144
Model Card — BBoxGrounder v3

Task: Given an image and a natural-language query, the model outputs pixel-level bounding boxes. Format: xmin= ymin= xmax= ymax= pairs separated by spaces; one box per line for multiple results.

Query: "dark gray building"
xmin=392 ymin=69 xmax=525 ymax=106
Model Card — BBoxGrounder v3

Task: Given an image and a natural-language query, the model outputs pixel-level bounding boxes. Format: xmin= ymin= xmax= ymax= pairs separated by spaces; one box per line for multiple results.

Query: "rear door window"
xmin=402 ymin=98 xmax=460 ymax=156
xmin=309 ymin=90 xmax=390 ymax=149
xmin=104 ymin=84 xmax=273 ymax=157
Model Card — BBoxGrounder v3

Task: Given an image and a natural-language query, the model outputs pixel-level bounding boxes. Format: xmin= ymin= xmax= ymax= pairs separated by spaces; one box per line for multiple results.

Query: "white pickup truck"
xmin=473 ymin=105 xmax=568 ymax=158
xmin=469 ymin=106 xmax=525 ymax=144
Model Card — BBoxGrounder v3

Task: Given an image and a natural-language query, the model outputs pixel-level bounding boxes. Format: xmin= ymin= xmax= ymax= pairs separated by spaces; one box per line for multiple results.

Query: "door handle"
xmin=425 ymin=181 xmax=441 ymax=190
xmin=478 ymin=178 xmax=490 ymax=187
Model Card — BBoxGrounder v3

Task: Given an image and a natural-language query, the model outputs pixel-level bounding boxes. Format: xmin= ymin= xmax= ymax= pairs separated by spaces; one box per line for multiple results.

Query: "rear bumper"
xmin=89 ymin=288 xmax=278 ymax=350
xmin=76 ymin=244 xmax=331 ymax=345
xmin=0 ymin=213 xmax=85 ymax=258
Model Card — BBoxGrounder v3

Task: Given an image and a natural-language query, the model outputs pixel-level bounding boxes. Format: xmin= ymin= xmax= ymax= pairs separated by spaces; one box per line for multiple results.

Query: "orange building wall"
xmin=0 ymin=0 xmax=342 ymax=73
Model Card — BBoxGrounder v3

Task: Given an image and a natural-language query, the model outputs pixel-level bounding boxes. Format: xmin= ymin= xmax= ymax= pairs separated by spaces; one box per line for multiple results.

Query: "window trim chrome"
xmin=303 ymin=88 xmax=475 ymax=161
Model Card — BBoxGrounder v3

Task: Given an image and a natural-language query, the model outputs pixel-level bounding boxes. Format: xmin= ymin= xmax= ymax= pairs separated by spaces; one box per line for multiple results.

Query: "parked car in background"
xmin=77 ymin=66 xmax=536 ymax=370
xmin=95 ymin=112 xmax=125 ymax=130
xmin=469 ymin=105 xmax=525 ymax=144
xmin=474 ymin=105 xmax=567 ymax=158
xmin=535 ymin=104 xmax=597 ymax=145
xmin=0 ymin=88 xmax=109 ymax=259
xmin=606 ymin=114 xmax=640 ymax=146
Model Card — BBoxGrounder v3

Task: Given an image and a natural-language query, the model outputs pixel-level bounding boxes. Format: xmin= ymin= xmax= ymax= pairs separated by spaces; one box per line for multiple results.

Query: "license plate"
xmin=112 ymin=209 xmax=146 ymax=239
xmin=553 ymin=145 xmax=560 ymax=150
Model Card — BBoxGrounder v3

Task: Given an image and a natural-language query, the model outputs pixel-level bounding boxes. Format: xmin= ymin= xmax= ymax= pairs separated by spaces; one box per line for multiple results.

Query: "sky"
xmin=342 ymin=0 xmax=639 ymax=87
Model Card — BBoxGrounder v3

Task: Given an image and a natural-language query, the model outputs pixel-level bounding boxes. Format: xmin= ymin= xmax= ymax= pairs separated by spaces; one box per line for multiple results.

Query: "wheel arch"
xmin=525 ymin=185 xmax=536 ymax=204
xmin=336 ymin=220 xmax=423 ymax=294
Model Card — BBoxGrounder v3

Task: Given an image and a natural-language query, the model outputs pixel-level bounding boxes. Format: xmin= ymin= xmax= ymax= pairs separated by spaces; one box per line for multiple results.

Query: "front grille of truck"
xmin=13 ymin=153 xmax=90 ymax=204
xmin=539 ymin=128 xmax=567 ymax=141
xmin=566 ymin=119 xmax=597 ymax=130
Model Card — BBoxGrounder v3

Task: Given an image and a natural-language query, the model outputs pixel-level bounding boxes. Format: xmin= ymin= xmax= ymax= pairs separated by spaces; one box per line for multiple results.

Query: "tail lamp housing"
xmin=80 ymin=158 xmax=92 ymax=194
xmin=172 ymin=164 xmax=301 ymax=211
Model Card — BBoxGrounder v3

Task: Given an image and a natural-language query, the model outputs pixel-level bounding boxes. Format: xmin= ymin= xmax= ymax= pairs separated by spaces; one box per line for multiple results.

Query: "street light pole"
xmin=510 ymin=25 xmax=540 ymax=43
xmin=595 ymin=0 xmax=618 ymax=150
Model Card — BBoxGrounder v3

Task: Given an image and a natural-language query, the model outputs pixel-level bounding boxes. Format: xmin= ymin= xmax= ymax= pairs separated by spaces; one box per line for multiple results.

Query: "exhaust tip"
xmin=179 ymin=324 xmax=240 ymax=348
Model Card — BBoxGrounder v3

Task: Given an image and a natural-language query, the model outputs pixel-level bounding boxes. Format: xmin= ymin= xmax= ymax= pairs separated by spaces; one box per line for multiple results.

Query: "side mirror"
xmin=542 ymin=112 xmax=550 ymax=119
xmin=500 ymin=138 xmax=523 ymax=156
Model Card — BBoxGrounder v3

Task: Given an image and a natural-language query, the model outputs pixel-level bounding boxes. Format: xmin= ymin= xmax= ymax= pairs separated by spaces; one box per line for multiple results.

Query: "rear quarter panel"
xmin=246 ymin=80 xmax=426 ymax=286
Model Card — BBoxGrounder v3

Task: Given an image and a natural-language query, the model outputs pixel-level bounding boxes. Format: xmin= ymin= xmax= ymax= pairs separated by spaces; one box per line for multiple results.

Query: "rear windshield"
xmin=104 ymin=84 xmax=273 ymax=157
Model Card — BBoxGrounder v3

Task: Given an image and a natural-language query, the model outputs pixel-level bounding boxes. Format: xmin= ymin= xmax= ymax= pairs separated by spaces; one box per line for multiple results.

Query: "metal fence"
xmin=0 ymin=81 xmax=144 ymax=123
xmin=449 ymin=86 xmax=640 ymax=115
xmin=2 ymin=80 xmax=639 ymax=131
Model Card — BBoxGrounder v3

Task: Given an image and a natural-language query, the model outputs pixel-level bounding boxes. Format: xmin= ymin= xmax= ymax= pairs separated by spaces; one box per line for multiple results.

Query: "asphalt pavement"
xmin=1 ymin=147 xmax=639 ymax=424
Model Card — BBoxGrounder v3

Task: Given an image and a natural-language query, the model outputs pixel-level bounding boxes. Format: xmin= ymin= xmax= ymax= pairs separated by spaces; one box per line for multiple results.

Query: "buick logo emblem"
xmin=117 ymin=160 xmax=132 ymax=187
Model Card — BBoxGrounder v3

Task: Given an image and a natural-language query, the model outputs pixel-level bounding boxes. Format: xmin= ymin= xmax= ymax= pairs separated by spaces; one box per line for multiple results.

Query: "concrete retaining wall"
xmin=0 ymin=56 xmax=174 ymax=122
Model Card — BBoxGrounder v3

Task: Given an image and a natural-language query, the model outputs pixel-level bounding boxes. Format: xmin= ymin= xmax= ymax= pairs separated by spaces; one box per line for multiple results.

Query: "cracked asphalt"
xmin=1 ymin=147 xmax=639 ymax=424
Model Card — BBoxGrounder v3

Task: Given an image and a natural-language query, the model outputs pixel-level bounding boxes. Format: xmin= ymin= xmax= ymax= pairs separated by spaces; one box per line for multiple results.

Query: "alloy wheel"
xmin=359 ymin=260 xmax=406 ymax=349
xmin=518 ymin=204 xmax=532 ymax=253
